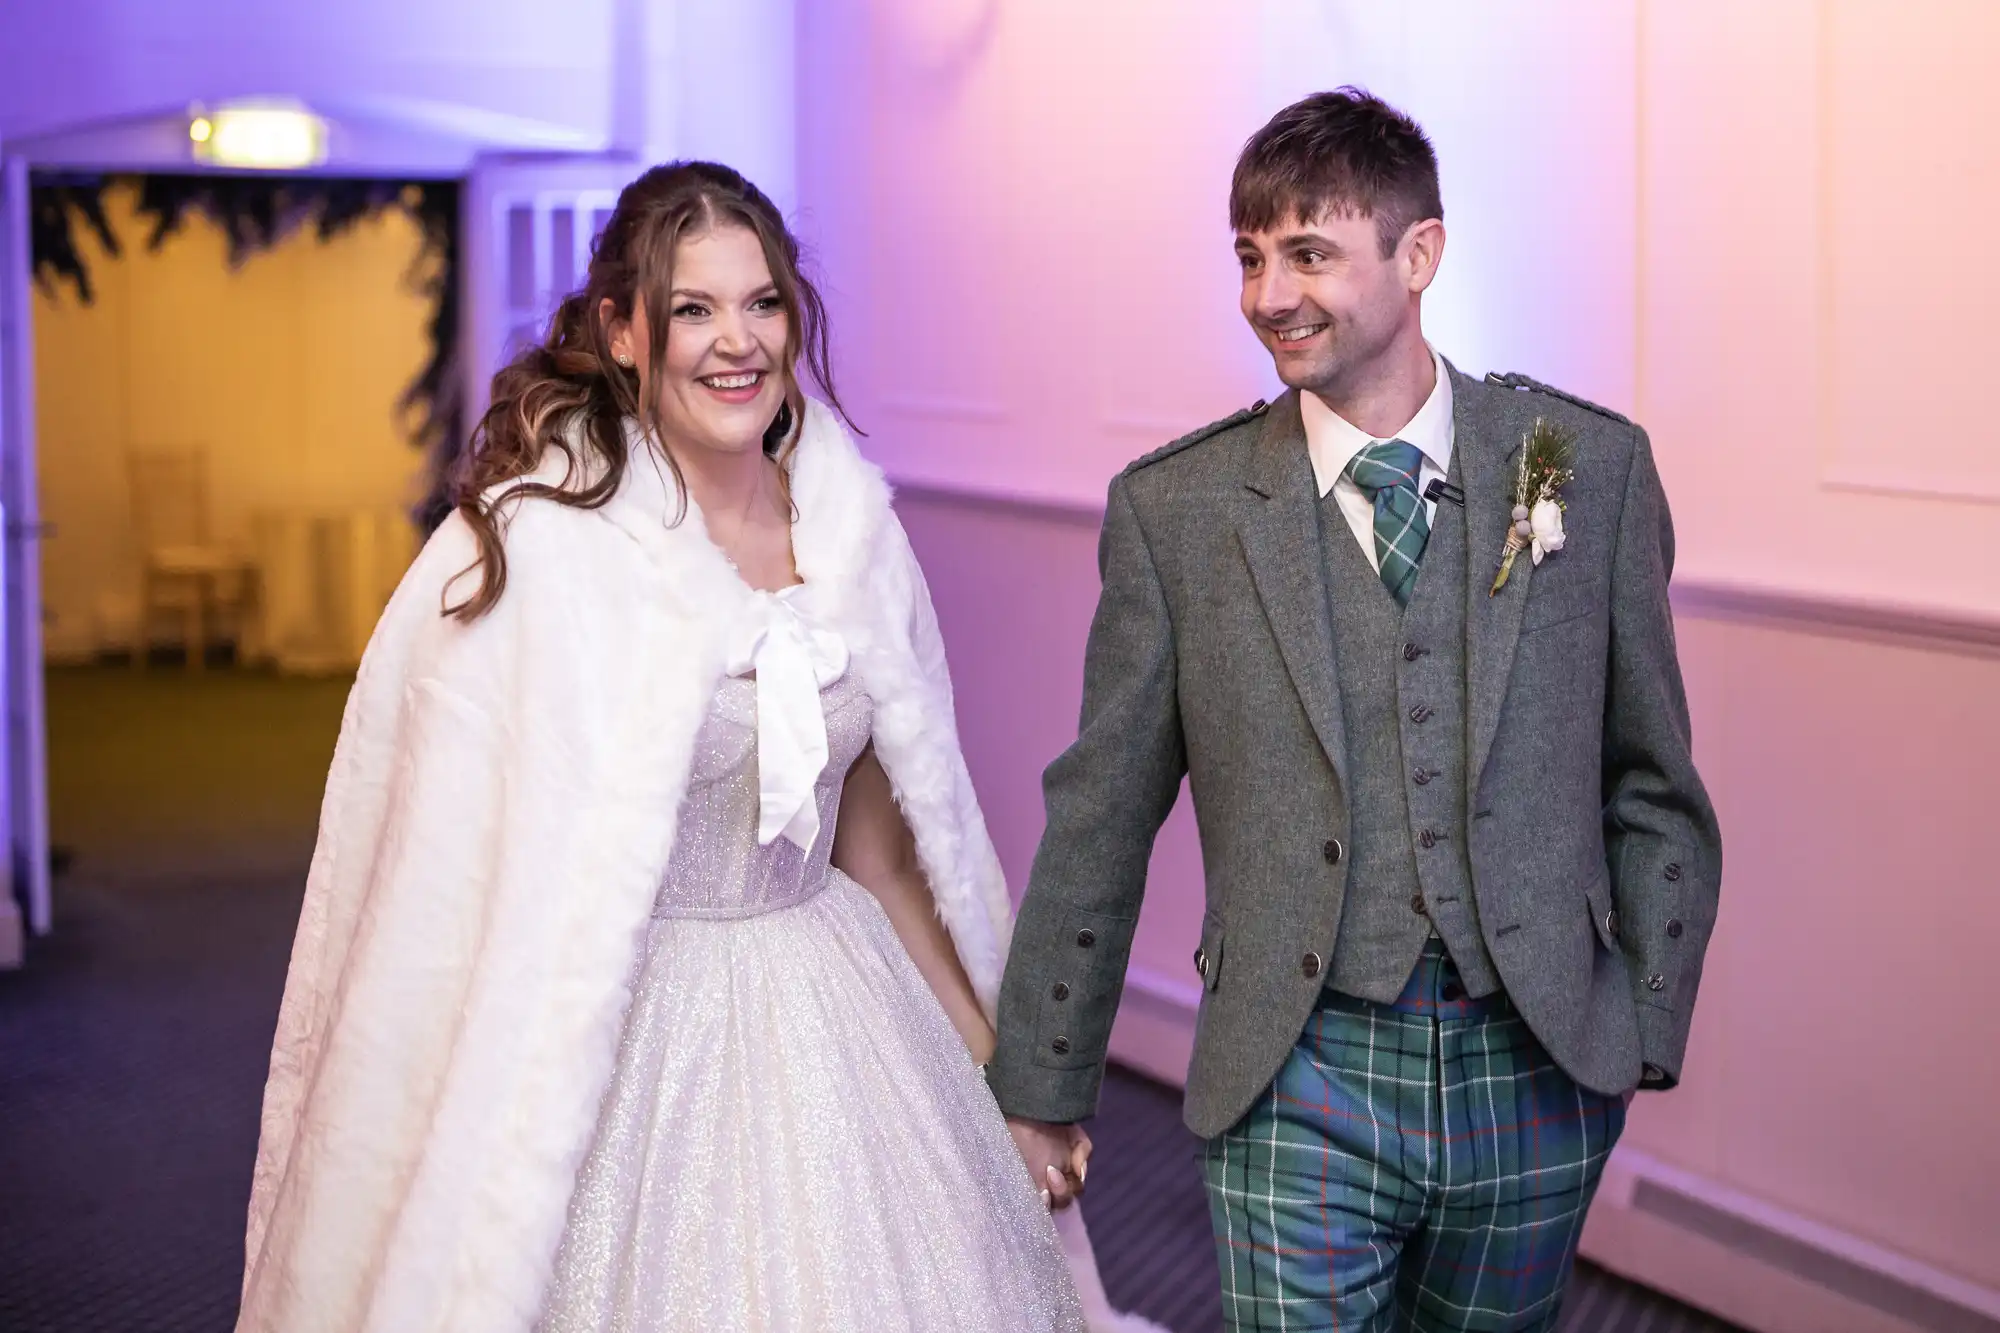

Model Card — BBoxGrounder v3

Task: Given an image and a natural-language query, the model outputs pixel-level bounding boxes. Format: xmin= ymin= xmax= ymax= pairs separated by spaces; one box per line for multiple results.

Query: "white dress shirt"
xmin=1301 ymin=349 xmax=1455 ymax=573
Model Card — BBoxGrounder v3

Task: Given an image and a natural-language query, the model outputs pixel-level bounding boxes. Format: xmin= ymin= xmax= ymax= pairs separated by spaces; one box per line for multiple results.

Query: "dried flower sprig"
xmin=1490 ymin=418 xmax=1577 ymax=595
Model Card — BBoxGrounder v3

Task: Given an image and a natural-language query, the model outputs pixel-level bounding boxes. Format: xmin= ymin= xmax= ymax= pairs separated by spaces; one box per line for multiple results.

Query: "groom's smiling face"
xmin=1236 ymin=207 xmax=1441 ymax=399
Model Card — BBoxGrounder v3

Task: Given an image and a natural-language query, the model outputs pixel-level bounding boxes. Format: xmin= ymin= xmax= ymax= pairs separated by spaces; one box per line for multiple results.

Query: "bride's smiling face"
xmin=607 ymin=224 xmax=791 ymax=459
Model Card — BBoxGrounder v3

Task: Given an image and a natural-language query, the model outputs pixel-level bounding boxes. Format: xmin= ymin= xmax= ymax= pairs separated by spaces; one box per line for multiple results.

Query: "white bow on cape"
xmin=724 ymin=583 xmax=851 ymax=850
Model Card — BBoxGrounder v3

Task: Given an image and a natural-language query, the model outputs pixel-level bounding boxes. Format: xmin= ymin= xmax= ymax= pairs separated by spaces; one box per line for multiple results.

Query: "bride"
xmin=235 ymin=161 xmax=1157 ymax=1332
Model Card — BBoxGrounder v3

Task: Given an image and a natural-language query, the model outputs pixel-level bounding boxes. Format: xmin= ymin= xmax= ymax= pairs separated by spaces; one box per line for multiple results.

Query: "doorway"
xmin=29 ymin=168 xmax=458 ymax=881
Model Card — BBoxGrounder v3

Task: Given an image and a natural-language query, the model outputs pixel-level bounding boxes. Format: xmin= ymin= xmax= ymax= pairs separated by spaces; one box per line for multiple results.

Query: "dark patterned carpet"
xmin=0 ymin=668 xmax=1744 ymax=1332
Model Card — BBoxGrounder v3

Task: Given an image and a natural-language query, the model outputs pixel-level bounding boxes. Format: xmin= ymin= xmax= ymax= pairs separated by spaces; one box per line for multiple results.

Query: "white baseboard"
xmin=1099 ymin=975 xmax=2000 ymax=1333
xmin=1585 ymin=1148 xmax=2000 ymax=1333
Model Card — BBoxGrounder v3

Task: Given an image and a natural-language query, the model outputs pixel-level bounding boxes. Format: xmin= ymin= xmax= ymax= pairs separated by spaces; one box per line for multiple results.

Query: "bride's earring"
xmin=614 ymin=350 xmax=634 ymax=368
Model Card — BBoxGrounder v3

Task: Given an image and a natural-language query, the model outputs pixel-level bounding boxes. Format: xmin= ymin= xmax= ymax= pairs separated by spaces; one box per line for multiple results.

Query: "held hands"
xmin=1005 ymin=1116 xmax=1092 ymax=1211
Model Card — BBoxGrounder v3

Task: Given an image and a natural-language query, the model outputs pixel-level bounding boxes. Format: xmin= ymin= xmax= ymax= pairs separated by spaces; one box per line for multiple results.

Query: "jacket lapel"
xmin=1236 ymin=391 xmax=1348 ymax=789
xmin=1456 ymin=366 xmax=1533 ymax=791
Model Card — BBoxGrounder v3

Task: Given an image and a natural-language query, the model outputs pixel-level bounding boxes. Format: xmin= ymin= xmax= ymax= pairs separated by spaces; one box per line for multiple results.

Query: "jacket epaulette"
xmin=1123 ymin=399 xmax=1272 ymax=476
xmin=1484 ymin=372 xmax=1632 ymax=427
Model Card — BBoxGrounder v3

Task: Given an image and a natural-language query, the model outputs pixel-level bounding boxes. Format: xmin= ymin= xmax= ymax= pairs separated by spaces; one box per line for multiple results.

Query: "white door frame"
xmin=0 ymin=152 xmax=43 ymax=957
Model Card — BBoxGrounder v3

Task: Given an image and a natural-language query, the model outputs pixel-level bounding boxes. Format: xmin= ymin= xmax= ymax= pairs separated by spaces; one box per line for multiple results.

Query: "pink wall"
xmin=806 ymin=1 xmax=2000 ymax=1322
xmin=800 ymin=1 xmax=2000 ymax=615
xmin=897 ymin=492 xmax=1207 ymax=1022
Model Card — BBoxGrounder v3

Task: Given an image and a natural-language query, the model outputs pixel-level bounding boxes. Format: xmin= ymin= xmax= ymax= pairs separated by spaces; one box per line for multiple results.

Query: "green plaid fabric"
xmin=1344 ymin=440 xmax=1430 ymax=607
xmin=1202 ymin=941 xmax=1625 ymax=1331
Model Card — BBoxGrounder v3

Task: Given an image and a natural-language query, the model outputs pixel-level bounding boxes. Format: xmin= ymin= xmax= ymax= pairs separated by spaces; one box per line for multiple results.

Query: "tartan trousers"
xmin=1202 ymin=939 xmax=1626 ymax=1332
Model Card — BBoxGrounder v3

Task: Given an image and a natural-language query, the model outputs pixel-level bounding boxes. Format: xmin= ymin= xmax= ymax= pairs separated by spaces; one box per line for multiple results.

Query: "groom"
xmin=990 ymin=89 xmax=1721 ymax=1330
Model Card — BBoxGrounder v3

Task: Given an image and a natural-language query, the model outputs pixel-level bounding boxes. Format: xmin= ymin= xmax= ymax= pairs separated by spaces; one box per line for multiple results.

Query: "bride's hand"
xmin=1006 ymin=1116 xmax=1092 ymax=1211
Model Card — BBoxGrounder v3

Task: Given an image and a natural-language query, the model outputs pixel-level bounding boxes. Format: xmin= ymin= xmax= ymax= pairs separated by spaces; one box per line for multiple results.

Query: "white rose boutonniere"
xmin=1490 ymin=417 xmax=1578 ymax=595
xmin=1529 ymin=498 xmax=1566 ymax=565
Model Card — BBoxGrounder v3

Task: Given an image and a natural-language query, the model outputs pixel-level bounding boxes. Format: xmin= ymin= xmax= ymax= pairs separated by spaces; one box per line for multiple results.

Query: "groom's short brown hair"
xmin=1230 ymin=88 xmax=1443 ymax=258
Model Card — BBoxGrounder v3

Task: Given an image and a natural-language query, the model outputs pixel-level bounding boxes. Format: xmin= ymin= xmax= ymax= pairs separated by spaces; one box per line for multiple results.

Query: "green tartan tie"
xmin=1344 ymin=439 xmax=1430 ymax=608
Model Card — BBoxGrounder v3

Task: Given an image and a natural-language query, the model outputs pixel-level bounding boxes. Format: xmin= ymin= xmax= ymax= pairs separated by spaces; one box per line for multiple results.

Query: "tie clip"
xmin=1423 ymin=479 xmax=1465 ymax=507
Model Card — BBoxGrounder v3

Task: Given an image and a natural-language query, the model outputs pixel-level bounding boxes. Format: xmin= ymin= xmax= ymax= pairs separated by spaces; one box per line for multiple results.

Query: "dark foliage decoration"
xmin=30 ymin=171 xmax=461 ymax=523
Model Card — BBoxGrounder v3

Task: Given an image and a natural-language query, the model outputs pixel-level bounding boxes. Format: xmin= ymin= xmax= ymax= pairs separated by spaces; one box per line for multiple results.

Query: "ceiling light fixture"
xmin=189 ymin=100 xmax=327 ymax=170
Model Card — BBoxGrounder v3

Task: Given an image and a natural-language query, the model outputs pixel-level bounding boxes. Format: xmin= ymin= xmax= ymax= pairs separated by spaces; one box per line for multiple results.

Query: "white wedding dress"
xmin=536 ymin=585 xmax=1086 ymax=1333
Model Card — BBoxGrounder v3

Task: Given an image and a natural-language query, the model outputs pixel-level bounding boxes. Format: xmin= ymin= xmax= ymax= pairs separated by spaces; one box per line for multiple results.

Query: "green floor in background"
xmin=46 ymin=666 xmax=352 ymax=865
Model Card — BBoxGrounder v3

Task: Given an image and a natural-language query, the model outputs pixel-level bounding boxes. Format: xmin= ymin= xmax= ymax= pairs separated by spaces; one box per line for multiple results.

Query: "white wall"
xmin=0 ymin=0 xmax=616 ymax=148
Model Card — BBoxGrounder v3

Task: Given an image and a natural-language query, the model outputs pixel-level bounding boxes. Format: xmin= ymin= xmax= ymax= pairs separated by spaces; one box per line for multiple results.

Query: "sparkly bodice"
xmin=654 ymin=672 xmax=874 ymax=920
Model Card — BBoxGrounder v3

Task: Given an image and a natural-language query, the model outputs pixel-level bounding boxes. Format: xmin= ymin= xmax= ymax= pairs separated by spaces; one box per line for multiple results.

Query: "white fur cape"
xmin=237 ymin=401 xmax=1056 ymax=1332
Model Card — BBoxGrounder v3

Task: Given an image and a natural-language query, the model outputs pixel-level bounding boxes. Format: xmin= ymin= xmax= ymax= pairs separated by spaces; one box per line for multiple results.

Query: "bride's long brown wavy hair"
xmin=444 ymin=161 xmax=848 ymax=620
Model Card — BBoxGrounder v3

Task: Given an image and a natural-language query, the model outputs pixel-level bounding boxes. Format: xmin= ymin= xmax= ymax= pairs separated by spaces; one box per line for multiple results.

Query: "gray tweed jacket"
xmin=985 ymin=365 xmax=1723 ymax=1138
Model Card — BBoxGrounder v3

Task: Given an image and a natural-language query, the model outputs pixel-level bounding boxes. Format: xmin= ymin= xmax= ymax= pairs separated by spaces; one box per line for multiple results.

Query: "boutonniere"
xmin=1489 ymin=418 xmax=1577 ymax=596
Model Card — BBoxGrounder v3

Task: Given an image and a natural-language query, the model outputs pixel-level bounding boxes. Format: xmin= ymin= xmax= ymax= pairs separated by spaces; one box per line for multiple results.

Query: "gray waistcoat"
xmin=1320 ymin=463 xmax=1499 ymax=1001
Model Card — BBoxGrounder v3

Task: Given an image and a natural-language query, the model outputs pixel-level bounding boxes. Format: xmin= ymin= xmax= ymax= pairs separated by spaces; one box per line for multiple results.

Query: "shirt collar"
xmin=1301 ymin=348 xmax=1455 ymax=498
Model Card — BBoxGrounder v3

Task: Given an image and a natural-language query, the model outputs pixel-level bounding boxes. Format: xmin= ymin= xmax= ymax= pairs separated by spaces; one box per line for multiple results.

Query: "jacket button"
xmin=1076 ymin=928 xmax=1096 ymax=948
xmin=1413 ymin=767 xmax=1435 ymax=786
xmin=1193 ymin=949 xmax=1208 ymax=978
xmin=1666 ymin=919 xmax=1684 ymax=939
xmin=1301 ymin=951 xmax=1322 ymax=979
xmin=1051 ymin=1035 xmax=1071 ymax=1054
xmin=1411 ymin=894 xmax=1428 ymax=917
xmin=1419 ymin=828 xmax=1439 ymax=849
xmin=1409 ymin=704 xmax=1433 ymax=723
xmin=1646 ymin=973 xmax=1666 ymax=992
xmin=1605 ymin=909 xmax=1619 ymax=938
xmin=1403 ymin=642 xmax=1426 ymax=662
xmin=1664 ymin=863 xmax=1682 ymax=882
xmin=1322 ymin=839 xmax=1344 ymax=865
xmin=1052 ymin=981 xmax=1070 ymax=1000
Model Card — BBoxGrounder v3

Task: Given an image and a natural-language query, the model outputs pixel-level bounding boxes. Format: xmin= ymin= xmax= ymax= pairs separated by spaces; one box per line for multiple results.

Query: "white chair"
xmin=127 ymin=450 xmax=252 ymax=670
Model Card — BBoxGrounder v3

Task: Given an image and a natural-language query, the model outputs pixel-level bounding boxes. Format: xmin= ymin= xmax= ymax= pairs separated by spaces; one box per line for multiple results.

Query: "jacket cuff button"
xmin=1075 ymin=928 xmax=1096 ymax=948
xmin=1665 ymin=919 xmax=1684 ymax=939
xmin=1051 ymin=982 xmax=1070 ymax=1000
xmin=1051 ymin=1035 xmax=1071 ymax=1054
xmin=1645 ymin=973 xmax=1666 ymax=992
xmin=1664 ymin=863 xmax=1683 ymax=882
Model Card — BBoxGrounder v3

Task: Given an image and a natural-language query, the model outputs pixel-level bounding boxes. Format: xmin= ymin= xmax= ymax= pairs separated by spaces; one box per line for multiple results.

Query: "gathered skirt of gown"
xmin=538 ymin=670 xmax=1085 ymax=1333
